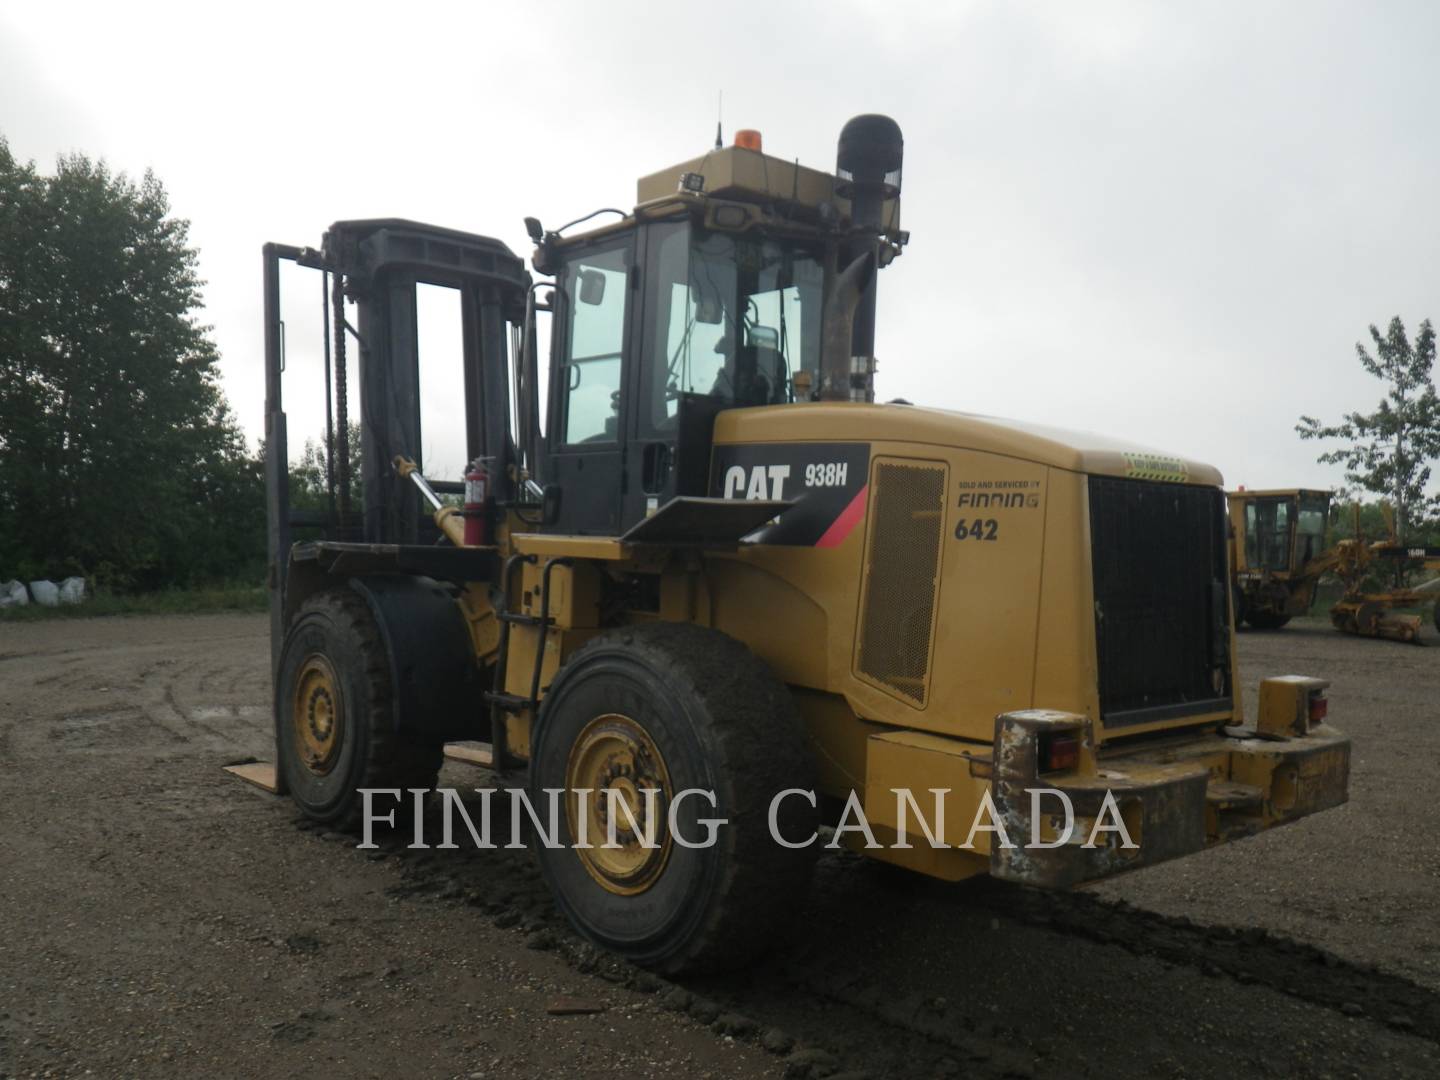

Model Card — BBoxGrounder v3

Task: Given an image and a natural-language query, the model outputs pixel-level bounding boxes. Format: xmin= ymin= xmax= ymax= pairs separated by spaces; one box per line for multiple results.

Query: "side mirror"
xmin=579 ymin=269 xmax=607 ymax=306
xmin=525 ymin=217 xmax=558 ymax=275
xmin=747 ymin=324 xmax=779 ymax=350
xmin=541 ymin=484 xmax=563 ymax=526
xmin=691 ymin=284 xmax=723 ymax=324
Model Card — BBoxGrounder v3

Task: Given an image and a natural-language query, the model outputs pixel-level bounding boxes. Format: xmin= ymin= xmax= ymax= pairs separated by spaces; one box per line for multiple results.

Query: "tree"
xmin=0 ymin=137 xmax=264 ymax=589
xmin=1297 ymin=317 xmax=1440 ymax=542
xmin=287 ymin=420 xmax=362 ymax=511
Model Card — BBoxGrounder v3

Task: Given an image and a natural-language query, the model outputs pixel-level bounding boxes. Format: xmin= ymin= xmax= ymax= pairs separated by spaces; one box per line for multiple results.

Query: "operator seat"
xmin=711 ymin=344 xmax=788 ymax=407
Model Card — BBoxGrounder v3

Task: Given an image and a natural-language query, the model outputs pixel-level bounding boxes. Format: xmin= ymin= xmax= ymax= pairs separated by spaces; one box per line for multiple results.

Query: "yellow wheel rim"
xmin=292 ymin=654 xmax=343 ymax=775
xmin=564 ymin=713 xmax=673 ymax=896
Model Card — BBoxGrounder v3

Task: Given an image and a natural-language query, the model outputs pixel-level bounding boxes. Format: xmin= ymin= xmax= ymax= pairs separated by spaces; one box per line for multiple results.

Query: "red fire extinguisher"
xmin=463 ymin=459 xmax=490 ymax=546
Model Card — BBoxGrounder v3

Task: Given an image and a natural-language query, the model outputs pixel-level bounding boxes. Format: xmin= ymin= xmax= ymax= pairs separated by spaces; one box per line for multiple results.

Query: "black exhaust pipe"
xmin=821 ymin=115 xmax=903 ymax=402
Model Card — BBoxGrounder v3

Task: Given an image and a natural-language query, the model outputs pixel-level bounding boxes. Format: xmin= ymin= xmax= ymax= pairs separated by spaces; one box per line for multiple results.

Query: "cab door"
xmin=619 ymin=220 xmax=734 ymax=531
xmin=545 ymin=235 xmax=635 ymax=535
xmin=622 ymin=220 xmax=693 ymax=529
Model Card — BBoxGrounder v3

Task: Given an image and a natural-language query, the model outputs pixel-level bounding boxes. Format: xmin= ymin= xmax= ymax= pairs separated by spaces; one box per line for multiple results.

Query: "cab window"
xmin=1296 ymin=497 xmax=1327 ymax=565
xmin=1245 ymin=498 xmax=1293 ymax=571
xmin=643 ymin=223 xmax=823 ymax=435
xmin=561 ymin=245 xmax=629 ymax=444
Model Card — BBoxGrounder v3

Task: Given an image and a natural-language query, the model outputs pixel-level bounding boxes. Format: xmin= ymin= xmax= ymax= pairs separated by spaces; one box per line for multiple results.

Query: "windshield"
xmin=643 ymin=222 xmax=824 ymax=433
xmin=1244 ymin=497 xmax=1293 ymax=571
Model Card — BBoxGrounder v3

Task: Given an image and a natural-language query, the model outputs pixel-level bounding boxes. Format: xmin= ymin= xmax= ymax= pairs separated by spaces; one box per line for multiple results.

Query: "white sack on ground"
xmin=28 ymin=580 xmax=60 ymax=607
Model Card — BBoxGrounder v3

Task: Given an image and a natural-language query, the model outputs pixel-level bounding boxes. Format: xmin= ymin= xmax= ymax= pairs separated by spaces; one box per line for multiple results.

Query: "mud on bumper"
xmin=989 ymin=678 xmax=1351 ymax=889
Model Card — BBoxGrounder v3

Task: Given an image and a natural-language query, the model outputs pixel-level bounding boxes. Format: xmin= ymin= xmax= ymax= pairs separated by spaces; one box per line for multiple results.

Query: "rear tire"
xmin=530 ymin=622 xmax=818 ymax=974
xmin=274 ymin=588 xmax=444 ymax=829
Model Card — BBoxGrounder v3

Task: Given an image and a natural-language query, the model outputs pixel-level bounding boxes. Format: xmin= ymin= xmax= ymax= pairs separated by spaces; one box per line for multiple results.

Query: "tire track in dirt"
xmin=137 ymin=649 xmax=268 ymax=748
xmin=9 ymin=613 xmax=1438 ymax=1078
xmin=303 ymin=809 xmax=1010 ymax=1079
xmin=290 ymin=787 xmax=1440 ymax=1079
xmin=967 ymin=879 xmax=1440 ymax=1039
xmin=4 ymin=629 xmax=269 ymax=760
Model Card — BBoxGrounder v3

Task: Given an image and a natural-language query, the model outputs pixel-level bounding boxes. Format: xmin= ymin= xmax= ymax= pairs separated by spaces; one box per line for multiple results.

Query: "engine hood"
xmin=711 ymin=402 xmax=1223 ymax=487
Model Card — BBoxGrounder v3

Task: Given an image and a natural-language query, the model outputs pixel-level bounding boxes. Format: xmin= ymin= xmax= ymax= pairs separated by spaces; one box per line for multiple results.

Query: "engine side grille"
xmin=1089 ymin=476 xmax=1231 ymax=728
xmin=855 ymin=459 xmax=947 ymax=706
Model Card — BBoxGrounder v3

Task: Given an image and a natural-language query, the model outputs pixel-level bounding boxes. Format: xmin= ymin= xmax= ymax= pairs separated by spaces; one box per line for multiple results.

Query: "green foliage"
xmin=1327 ymin=499 xmax=1440 ymax=546
xmin=286 ymin=419 xmax=362 ymax=513
xmin=1297 ymin=317 xmax=1440 ymax=540
xmin=0 ymin=137 xmax=265 ymax=590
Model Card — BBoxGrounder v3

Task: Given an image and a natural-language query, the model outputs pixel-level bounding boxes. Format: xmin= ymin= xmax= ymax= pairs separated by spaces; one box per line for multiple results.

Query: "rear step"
xmin=1205 ymin=780 xmax=1264 ymax=813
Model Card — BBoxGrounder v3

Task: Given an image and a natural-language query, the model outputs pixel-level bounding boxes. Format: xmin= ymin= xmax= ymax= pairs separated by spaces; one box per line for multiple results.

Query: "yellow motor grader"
xmin=255 ymin=116 xmax=1350 ymax=973
xmin=1228 ymin=488 xmax=1440 ymax=642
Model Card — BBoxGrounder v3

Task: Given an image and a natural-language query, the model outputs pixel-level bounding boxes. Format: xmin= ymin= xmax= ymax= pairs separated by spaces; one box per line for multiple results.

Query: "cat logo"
xmin=723 ymin=464 xmax=791 ymax=501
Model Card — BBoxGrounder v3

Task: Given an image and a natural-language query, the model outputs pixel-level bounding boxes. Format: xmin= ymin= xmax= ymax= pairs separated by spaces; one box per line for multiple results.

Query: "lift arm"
xmin=395 ymin=457 xmax=467 ymax=548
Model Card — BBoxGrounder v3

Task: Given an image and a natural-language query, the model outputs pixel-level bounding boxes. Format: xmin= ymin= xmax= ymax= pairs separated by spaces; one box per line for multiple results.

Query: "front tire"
xmin=1246 ymin=611 xmax=1291 ymax=630
xmin=274 ymin=588 xmax=443 ymax=828
xmin=530 ymin=623 xmax=818 ymax=974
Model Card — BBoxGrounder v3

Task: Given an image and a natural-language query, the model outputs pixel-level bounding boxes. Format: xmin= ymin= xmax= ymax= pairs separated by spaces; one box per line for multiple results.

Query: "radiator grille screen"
xmin=1088 ymin=476 xmax=1231 ymax=727
xmin=856 ymin=460 xmax=946 ymax=706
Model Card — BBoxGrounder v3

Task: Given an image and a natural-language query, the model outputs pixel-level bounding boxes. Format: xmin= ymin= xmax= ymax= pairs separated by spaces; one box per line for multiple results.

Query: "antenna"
xmin=714 ymin=90 xmax=723 ymax=149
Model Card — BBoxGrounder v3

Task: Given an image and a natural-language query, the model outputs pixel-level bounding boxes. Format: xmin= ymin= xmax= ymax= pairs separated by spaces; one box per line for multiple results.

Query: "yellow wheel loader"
xmin=258 ymin=116 xmax=1350 ymax=973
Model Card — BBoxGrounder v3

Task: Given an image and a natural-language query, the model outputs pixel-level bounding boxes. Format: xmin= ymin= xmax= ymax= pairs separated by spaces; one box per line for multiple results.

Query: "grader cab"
xmin=1227 ymin=488 xmax=1333 ymax=628
xmin=1228 ymin=488 xmax=1440 ymax=642
xmin=257 ymin=116 xmax=1351 ymax=973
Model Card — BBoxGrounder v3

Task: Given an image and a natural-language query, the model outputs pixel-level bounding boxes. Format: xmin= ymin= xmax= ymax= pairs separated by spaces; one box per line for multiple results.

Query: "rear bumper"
xmin=990 ymin=721 xmax=1349 ymax=888
xmin=988 ymin=683 xmax=1350 ymax=888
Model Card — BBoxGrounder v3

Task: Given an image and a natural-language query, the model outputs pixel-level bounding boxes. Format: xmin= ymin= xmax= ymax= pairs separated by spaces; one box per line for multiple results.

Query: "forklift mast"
xmin=261 ymin=220 xmax=530 ymax=673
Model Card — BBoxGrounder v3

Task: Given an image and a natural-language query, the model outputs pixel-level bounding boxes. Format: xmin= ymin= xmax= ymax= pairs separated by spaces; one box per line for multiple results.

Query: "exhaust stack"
xmin=821 ymin=114 xmax=904 ymax=402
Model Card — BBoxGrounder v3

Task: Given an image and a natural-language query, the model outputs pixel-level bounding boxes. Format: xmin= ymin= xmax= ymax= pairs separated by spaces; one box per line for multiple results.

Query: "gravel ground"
xmin=1096 ymin=618 xmax=1440 ymax=993
xmin=1 ymin=612 xmax=1437 ymax=1079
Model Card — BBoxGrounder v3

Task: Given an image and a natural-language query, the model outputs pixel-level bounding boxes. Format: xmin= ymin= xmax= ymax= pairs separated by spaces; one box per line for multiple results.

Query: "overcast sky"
xmin=3 ymin=1 xmax=1437 ymax=491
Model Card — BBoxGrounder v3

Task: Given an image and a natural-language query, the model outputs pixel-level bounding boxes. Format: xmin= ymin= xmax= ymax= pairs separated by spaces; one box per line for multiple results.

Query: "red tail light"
xmin=1040 ymin=733 xmax=1080 ymax=773
xmin=1308 ymin=693 xmax=1328 ymax=724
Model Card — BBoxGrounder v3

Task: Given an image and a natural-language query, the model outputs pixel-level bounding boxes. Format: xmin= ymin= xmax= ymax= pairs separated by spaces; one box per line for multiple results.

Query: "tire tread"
xmin=545 ymin=621 xmax=817 ymax=974
xmin=279 ymin=588 xmax=444 ymax=829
